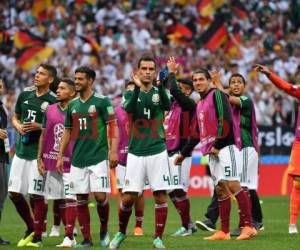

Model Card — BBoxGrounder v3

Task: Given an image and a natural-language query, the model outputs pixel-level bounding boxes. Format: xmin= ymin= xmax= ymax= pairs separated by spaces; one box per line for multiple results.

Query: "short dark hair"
xmin=75 ymin=66 xmax=96 ymax=80
xmin=60 ymin=78 xmax=75 ymax=88
xmin=137 ymin=54 xmax=156 ymax=69
xmin=192 ymin=68 xmax=211 ymax=80
xmin=177 ymin=78 xmax=193 ymax=90
xmin=125 ymin=80 xmax=135 ymax=89
xmin=40 ymin=64 xmax=57 ymax=78
xmin=229 ymin=73 xmax=246 ymax=85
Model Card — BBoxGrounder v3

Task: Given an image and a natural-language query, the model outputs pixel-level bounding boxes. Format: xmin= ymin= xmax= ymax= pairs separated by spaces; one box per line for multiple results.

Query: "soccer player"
xmin=212 ymin=71 xmax=264 ymax=235
xmin=57 ymin=66 xmax=119 ymax=247
xmin=8 ymin=64 xmax=57 ymax=247
xmin=115 ymin=81 xmax=145 ymax=236
xmin=0 ymin=79 xmax=10 ymax=245
xmin=34 ymin=79 xmax=77 ymax=247
xmin=254 ymin=64 xmax=300 ymax=234
xmin=109 ymin=55 xmax=172 ymax=249
xmin=173 ymin=63 xmax=256 ymax=240
xmin=163 ymin=67 xmax=197 ymax=236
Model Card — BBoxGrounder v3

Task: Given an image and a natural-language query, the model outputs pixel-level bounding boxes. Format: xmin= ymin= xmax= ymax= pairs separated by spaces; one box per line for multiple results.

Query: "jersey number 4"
xmin=144 ymin=108 xmax=151 ymax=119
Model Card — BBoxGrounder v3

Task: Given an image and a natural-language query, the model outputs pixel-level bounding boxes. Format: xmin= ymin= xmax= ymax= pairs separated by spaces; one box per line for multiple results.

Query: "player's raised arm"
xmin=167 ymin=57 xmax=196 ymax=111
xmin=157 ymin=83 xmax=171 ymax=111
xmin=122 ymin=72 xmax=140 ymax=113
xmin=254 ymin=64 xmax=300 ymax=99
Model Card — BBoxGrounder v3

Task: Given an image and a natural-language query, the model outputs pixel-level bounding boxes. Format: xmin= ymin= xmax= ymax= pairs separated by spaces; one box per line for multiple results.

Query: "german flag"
xmin=198 ymin=15 xmax=227 ymax=51
xmin=16 ymin=45 xmax=54 ymax=71
xmin=79 ymin=36 xmax=102 ymax=54
xmin=75 ymin=0 xmax=97 ymax=7
xmin=168 ymin=23 xmax=193 ymax=45
xmin=32 ymin=0 xmax=52 ymax=22
xmin=14 ymin=30 xmax=46 ymax=49
xmin=231 ymin=0 xmax=248 ymax=19
xmin=196 ymin=0 xmax=226 ymax=17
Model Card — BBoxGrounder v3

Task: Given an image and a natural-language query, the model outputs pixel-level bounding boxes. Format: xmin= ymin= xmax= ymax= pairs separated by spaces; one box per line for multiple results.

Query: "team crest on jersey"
xmin=88 ymin=105 xmax=96 ymax=114
xmin=125 ymin=179 xmax=130 ymax=186
xmin=152 ymin=93 xmax=160 ymax=104
xmin=70 ymin=182 xmax=74 ymax=188
xmin=41 ymin=102 xmax=49 ymax=111
xmin=72 ymin=109 xmax=76 ymax=113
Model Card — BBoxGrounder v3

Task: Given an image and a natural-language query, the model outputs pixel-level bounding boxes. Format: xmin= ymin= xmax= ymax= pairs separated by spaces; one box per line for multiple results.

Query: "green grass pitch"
xmin=0 ymin=196 xmax=299 ymax=249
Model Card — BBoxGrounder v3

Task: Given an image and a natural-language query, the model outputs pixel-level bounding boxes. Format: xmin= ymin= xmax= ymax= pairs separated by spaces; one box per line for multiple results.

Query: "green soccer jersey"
xmin=239 ymin=95 xmax=253 ymax=148
xmin=15 ymin=87 xmax=57 ymax=160
xmin=122 ymin=85 xmax=171 ymax=156
xmin=64 ymin=92 xmax=115 ymax=168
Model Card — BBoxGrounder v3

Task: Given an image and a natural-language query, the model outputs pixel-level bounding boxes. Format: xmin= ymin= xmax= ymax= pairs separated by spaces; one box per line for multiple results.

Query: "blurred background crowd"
xmin=1 ymin=0 xmax=300 ymax=129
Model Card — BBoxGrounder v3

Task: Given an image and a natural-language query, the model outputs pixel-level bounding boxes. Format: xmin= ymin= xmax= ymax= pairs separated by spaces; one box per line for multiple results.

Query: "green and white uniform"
xmin=122 ymin=85 xmax=172 ymax=193
xmin=64 ymin=92 xmax=115 ymax=194
xmin=239 ymin=96 xmax=259 ymax=190
xmin=8 ymin=87 xmax=56 ymax=195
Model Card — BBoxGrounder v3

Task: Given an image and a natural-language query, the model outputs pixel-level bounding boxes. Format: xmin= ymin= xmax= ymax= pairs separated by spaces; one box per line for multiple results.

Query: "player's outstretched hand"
xmin=23 ymin=122 xmax=42 ymax=132
xmin=167 ymin=56 xmax=179 ymax=74
xmin=131 ymin=71 xmax=142 ymax=88
xmin=0 ymin=129 xmax=7 ymax=140
xmin=253 ymin=64 xmax=270 ymax=75
xmin=16 ymin=123 xmax=25 ymax=135
xmin=174 ymin=154 xmax=185 ymax=165
xmin=56 ymin=156 xmax=64 ymax=175
xmin=109 ymin=150 xmax=118 ymax=169
xmin=37 ymin=158 xmax=46 ymax=176
xmin=211 ymin=70 xmax=222 ymax=88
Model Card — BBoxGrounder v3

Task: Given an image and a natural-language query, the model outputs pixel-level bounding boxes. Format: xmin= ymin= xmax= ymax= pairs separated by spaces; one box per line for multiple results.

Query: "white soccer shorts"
xmin=8 ymin=155 xmax=44 ymax=196
xmin=69 ymin=160 xmax=111 ymax=194
xmin=208 ymin=145 xmax=242 ymax=186
xmin=122 ymin=150 xmax=173 ymax=193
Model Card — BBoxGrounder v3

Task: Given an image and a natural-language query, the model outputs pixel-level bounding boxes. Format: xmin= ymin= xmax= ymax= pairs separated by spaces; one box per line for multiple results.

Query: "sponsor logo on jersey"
xmin=23 ymin=100 xmax=29 ymax=104
xmin=152 ymin=93 xmax=160 ymax=104
xmin=41 ymin=101 xmax=49 ymax=111
xmin=88 ymin=105 xmax=96 ymax=114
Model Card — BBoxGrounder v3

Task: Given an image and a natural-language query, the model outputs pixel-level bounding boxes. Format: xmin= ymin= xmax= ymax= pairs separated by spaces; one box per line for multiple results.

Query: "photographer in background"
xmin=0 ymin=79 xmax=10 ymax=245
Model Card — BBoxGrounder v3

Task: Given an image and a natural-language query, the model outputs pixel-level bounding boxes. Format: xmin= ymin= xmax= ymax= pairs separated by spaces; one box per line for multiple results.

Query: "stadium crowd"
xmin=0 ymin=0 xmax=300 ymax=126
